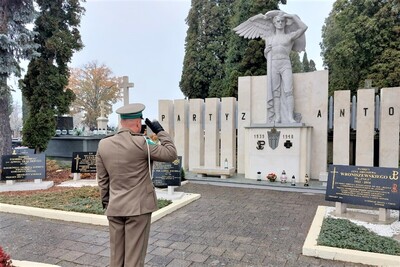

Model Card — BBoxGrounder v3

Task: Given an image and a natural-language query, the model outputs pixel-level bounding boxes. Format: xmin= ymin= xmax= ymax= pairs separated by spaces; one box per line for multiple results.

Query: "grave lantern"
xmin=257 ymin=171 xmax=261 ymax=181
xmin=280 ymin=170 xmax=287 ymax=183
xmin=291 ymin=175 xmax=296 ymax=186
xmin=304 ymin=174 xmax=309 ymax=187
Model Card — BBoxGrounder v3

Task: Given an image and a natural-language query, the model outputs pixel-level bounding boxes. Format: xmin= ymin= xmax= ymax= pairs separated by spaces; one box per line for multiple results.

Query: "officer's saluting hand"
xmin=145 ymin=118 xmax=164 ymax=134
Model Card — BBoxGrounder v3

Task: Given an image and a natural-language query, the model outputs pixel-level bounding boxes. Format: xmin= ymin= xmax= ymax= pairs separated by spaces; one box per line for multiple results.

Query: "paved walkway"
xmin=0 ymin=182 xmax=371 ymax=267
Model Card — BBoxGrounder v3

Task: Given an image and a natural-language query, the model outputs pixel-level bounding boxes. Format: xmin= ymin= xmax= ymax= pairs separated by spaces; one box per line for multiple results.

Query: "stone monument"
xmin=234 ymin=10 xmax=308 ymax=123
xmin=120 ymin=76 xmax=134 ymax=105
xmin=97 ymin=100 xmax=108 ymax=135
xmin=234 ymin=10 xmax=312 ymax=183
xmin=118 ymin=76 xmax=134 ymax=128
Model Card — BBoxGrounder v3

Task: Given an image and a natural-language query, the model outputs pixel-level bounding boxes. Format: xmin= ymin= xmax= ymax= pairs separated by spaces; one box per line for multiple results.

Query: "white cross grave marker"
xmin=120 ymin=76 xmax=134 ymax=105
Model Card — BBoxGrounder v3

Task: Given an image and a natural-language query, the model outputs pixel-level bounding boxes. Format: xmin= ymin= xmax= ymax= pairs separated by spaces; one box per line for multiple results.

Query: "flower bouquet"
xmin=266 ymin=173 xmax=277 ymax=182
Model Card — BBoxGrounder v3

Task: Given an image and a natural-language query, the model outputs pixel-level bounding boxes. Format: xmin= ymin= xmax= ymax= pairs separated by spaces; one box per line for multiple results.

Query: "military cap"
xmin=116 ymin=103 xmax=145 ymax=119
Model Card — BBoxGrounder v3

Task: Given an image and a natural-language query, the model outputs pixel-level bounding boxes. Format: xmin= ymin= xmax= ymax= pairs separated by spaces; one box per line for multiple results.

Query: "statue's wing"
xmin=285 ymin=15 xmax=306 ymax=52
xmin=233 ymin=15 xmax=274 ymax=39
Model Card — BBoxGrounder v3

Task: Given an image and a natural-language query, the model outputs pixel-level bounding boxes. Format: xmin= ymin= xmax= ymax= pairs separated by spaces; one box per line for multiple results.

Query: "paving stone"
xmin=168 ymin=233 xmax=187 ymax=242
xmin=58 ymin=250 xmax=85 ymax=262
xmin=217 ymin=233 xmax=237 ymax=241
xmin=153 ymin=239 xmax=173 ymax=248
xmin=222 ymin=249 xmax=245 ymax=261
xmin=150 ymin=247 xmax=173 ymax=257
xmin=169 ymin=241 xmax=191 ymax=250
xmin=148 ymin=255 xmax=174 ymax=266
xmin=167 ymin=249 xmax=189 ymax=260
xmin=166 ymin=258 xmax=191 ymax=267
xmin=74 ymin=253 xmax=109 ymax=267
xmin=236 ymin=243 xmax=258 ymax=253
xmin=185 ymin=252 xmax=209 ymax=263
xmin=203 ymin=246 xmax=226 ymax=256
xmin=185 ymin=243 xmax=207 ymax=253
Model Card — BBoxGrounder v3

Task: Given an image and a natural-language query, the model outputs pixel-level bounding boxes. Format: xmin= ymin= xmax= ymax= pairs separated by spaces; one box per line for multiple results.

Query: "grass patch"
xmin=0 ymin=187 xmax=172 ymax=215
xmin=317 ymin=217 xmax=400 ymax=256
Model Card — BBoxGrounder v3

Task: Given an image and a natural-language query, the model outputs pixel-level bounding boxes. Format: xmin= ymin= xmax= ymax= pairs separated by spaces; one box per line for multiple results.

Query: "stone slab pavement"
xmin=0 ymin=183 xmax=372 ymax=267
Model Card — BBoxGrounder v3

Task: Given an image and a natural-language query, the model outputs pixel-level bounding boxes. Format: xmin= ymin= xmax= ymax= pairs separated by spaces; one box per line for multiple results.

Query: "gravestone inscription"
xmin=152 ymin=156 xmax=182 ymax=188
xmin=1 ymin=154 xmax=46 ymax=180
xmin=326 ymin=165 xmax=400 ymax=210
xmin=71 ymin=152 xmax=97 ymax=173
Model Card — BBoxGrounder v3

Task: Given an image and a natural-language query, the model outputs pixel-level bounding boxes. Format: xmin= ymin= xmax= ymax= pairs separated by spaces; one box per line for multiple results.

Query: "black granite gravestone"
xmin=326 ymin=164 xmax=400 ymax=210
xmin=71 ymin=152 xmax=97 ymax=173
xmin=55 ymin=116 xmax=73 ymax=133
xmin=152 ymin=156 xmax=182 ymax=188
xmin=1 ymin=154 xmax=46 ymax=180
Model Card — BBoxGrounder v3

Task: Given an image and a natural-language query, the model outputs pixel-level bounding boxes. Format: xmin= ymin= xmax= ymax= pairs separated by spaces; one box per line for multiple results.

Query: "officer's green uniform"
xmin=96 ymin=103 xmax=177 ymax=267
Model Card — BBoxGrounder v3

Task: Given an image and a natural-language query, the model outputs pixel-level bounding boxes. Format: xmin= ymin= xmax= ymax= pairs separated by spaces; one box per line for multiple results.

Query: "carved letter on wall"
xmin=389 ymin=107 xmax=394 ymax=116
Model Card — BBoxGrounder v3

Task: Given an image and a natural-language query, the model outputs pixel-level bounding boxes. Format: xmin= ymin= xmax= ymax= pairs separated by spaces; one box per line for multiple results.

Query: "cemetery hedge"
xmin=317 ymin=217 xmax=400 ymax=256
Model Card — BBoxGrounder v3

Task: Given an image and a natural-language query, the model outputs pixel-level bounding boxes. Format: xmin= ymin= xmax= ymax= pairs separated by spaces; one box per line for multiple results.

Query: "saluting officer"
xmin=96 ymin=103 xmax=177 ymax=267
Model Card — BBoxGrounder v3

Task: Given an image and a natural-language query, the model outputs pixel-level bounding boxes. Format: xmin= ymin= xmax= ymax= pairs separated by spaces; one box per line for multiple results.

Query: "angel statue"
xmin=234 ymin=10 xmax=308 ymax=123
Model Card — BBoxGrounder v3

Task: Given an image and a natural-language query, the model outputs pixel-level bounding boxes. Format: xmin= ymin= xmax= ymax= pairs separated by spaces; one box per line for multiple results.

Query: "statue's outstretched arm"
xmin=284 ymin=14 xmax=308 ymax=40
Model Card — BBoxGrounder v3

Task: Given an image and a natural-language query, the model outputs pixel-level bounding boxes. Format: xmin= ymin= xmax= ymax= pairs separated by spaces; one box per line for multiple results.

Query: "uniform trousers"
xmin=108 ymin=213 xmax=152 ymax=267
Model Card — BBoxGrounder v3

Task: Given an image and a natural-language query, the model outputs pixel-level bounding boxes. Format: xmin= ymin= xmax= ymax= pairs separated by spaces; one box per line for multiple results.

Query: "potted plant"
xmin=266 ymin=172 xmax=277 ymax=182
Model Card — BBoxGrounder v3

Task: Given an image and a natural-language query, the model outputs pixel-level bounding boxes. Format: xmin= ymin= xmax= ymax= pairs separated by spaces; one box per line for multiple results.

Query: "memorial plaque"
xmin=1 ymin=154 xmax=46 ymax=180
xmin=326 ymin=165 xmax=400 ymax=210
xmin=152 ymin=156 xmax=182 ymax=188
xmin=71 ymin=152 xmax=97 ymax=173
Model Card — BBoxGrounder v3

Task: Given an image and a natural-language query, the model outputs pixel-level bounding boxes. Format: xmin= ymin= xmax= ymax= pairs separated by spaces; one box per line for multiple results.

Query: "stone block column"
xmin=204 ymin=98 xmax=219 ymax=168
xmin=333 ymin=90 xmax=351 ymax=165
xmin=158 ymin=100 xmax=174 ymax=139
xmin=237 ymin=77 xmax=252 ymax=174
xmin=220 ymin=97 xmax=236 ymax=169
xmin=189 ymin=99 xmax=204 ymax=170
xmin=355 ymin=89 xmax=375 ymax=166
xmin=174 ymin=99 xmax=189 ymax=170
xmin=379 ymin=87 xmax=400 ymax=167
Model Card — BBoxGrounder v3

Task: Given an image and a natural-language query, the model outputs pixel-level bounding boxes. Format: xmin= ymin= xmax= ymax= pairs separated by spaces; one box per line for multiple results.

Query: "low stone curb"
xmin=302 ymin=205 xmax=400 ymax=267
xmin=0 ymin=193 xmax=200 ymax=226
xmin=12 ymin=259 xmax=60 ymax=267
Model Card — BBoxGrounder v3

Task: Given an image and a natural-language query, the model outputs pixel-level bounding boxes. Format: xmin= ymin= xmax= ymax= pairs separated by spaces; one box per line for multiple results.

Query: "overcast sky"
xmin=12 ymin=0 xmax=335 ymax=127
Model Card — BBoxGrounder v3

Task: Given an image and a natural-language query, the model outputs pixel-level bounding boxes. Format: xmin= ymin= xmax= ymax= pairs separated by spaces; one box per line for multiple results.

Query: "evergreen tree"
xmin=21 ymin=0 xmax=85 ymax=152
xmin=180 ymin=0 xmax=234 ymax=99
xmin=0 ymin=0 xmax=37 ymax=161
xmin=302 ymin=52 xmax=310 ymax=72
xmin=321 ymin=0 xmax=400 ymax=94
xmin=290 ymin=51 xmax=302 ymax=73
xmin=222 ymin=0 xmax=282 ymax=97
xmin=309 ymin=59 xmax=317 ymax=71
xmin=208 ymin=0 xmax=234 ymax=97
xmin=180 ymin=0 xmax=203 ymax=98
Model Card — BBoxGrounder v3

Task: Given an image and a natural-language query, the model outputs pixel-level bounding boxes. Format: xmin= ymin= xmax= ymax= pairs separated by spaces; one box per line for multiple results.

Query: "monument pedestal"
xmin=245 ymin=124 xmax=312 ymax=183
xmin=97 ymin=117 xmax=108 ymax=134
